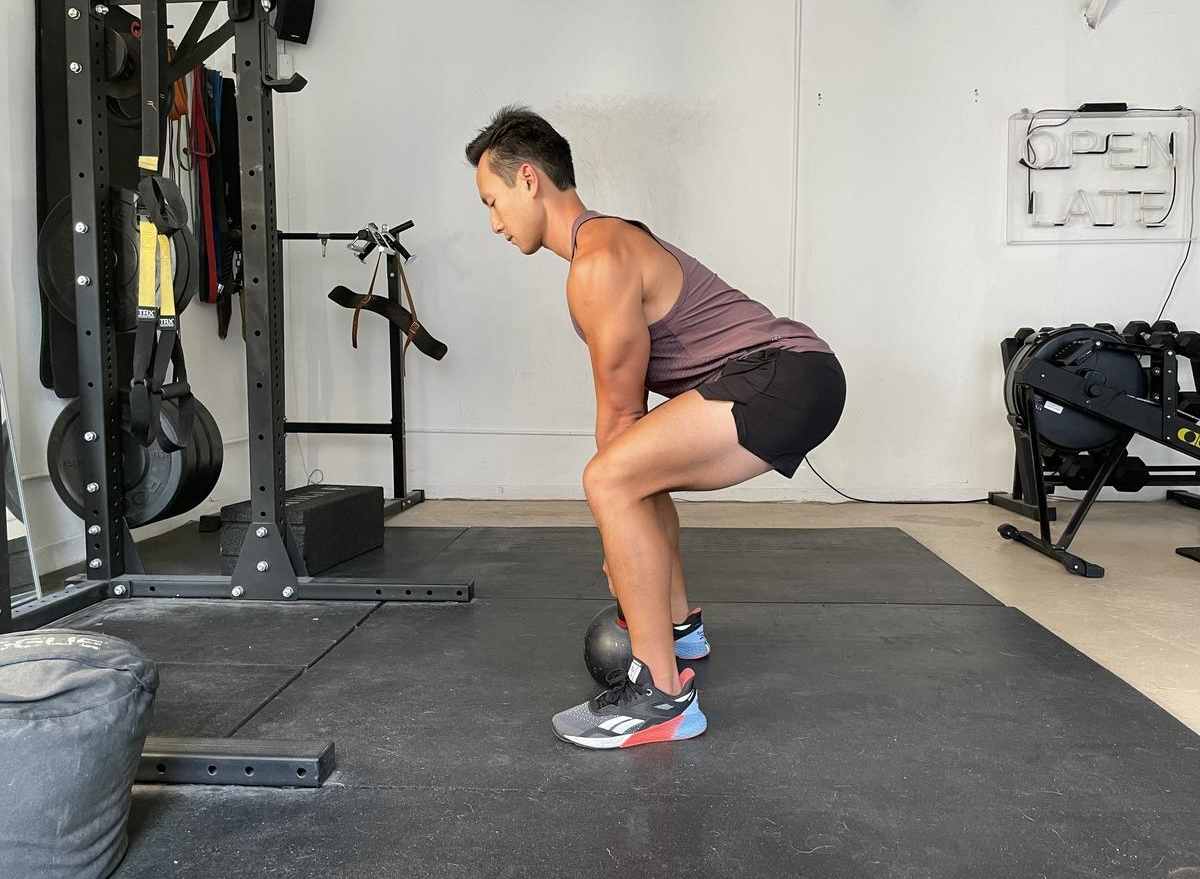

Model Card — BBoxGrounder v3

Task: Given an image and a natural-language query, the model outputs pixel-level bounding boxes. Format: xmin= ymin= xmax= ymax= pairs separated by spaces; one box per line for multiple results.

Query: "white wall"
xmin=798 ymin=0 xmax=1200 ymax=501
xmin=277 ymin=0 xmax=1200 ymax=504
xmin=280 ymin=0 xmax=804 ymax=500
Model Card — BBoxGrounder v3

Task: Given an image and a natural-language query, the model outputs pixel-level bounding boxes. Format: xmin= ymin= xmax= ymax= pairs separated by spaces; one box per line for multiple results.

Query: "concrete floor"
xmin=390 ymin=497 xmax=1200 ymax=734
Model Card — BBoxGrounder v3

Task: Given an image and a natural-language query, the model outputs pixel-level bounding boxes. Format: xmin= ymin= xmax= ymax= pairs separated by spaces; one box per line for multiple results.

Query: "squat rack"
xmin=14 ymin=2 xmax=470 ymax=695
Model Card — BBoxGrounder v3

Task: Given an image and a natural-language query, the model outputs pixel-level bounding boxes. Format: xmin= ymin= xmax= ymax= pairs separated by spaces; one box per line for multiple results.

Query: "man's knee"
xmin=583 ymin=452 xmax=640 ymax=503
xmin=583 ymin=454 xmax=617 ymax=503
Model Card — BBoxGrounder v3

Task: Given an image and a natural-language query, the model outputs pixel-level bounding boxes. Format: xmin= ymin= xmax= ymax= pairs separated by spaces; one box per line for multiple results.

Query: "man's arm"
xmin=567 ymin=253 xmax=650 ymax=452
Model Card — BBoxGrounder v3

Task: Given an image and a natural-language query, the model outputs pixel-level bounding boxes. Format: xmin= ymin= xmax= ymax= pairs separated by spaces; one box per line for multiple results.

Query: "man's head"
xmin=465 ymin=105 xmax=575 ymax=255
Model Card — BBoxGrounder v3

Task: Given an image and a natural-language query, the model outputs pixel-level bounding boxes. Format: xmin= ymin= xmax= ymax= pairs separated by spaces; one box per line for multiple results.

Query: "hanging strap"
xmin=196 ymin=69 xmax=219 ymax=305
xmin=129 ymin=218 xmax=161 ymax=446
xmin=148 ymin=234 xmax=195 ymax=452
xmin=128 ymin=165 xmax=194 ymax=449
xmin=397 ymin=261 xmax=423 ymax=358
xmin=349 ymin=253 xmax=385 ymax=348
xmin=349 ymin=255 xmax=424 ymax=355
xmin=327 ymin=256 xmax=448 ymax=362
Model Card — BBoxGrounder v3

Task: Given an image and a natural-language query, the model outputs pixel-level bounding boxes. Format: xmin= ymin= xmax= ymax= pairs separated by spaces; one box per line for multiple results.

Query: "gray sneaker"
xmin=552 ymin=657 xmax=707 ymax=750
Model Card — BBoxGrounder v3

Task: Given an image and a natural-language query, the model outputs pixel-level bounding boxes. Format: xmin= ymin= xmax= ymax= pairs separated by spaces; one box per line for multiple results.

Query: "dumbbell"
xmin=1174 ymin=330 xmax=1200 ymax=358
xmin=1013 ymin=327 xmax=1036 ymax=343
xmin=1122 ymin=320 xmax=1152 ymax=344
xmin=1093 ymin=322 xmax=1116 ymax=332
xmin=1110 ymin=456 xmax=1149 ymax=493
xmin=1149 ymin=319 xmax=1179 ymax=348
xmin=1041 ymin=449 xmax=1065 ymax=472
xmin=1058 ymin=455 xmax=1100 ymax=491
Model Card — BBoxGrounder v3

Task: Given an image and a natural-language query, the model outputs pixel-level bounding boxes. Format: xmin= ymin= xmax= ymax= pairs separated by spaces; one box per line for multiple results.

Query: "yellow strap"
xmin=138 ymin=155 xmax=160 ymax=171
xmin=138 ymin=220 xmax=158 ymax=309
xmin=158 ymin=235 xmax=176 ymax=317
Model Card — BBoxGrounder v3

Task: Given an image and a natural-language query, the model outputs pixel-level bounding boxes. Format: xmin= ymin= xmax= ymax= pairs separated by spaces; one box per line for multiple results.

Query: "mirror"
xmin=1 ymin=366 xmax=40 ymax=617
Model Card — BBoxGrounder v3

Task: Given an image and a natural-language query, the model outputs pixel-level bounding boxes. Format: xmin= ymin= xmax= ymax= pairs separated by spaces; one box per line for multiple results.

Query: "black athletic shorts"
xmin=696 ymin=347 xmax=846 ymax=478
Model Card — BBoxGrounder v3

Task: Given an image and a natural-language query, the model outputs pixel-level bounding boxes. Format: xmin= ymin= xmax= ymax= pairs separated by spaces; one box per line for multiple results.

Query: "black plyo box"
xmin=220 ymin=484 xmax=384 ymax=575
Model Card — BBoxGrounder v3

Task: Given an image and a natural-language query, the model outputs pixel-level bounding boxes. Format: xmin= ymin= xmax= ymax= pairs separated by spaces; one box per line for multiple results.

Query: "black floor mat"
xmin=54 ymin=599 xmax=376 ymax=666
xmin=237 ymin=601 xmax=1199 ymax=809
xmin=114 ymin=784 xmax=1200 ymax=879
xmin=53 ymin=599 xmax=376 ymax=737
xmin=73 ymin=523 xmax=999 ymax=605
xmin=150 ymin=663 xmax=300 ymax=737
xmin=34 ymin=527 xmax=1196 ymax=878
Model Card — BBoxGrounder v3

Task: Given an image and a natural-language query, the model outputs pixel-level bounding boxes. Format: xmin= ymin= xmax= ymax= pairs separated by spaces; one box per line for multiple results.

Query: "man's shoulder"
xmin=574 ymin=215 xmax=647 ymax=258
xmin=568 ymin=240 xmax=636 ymax=288
xmin=566 ymin=248 xmax=643 ymax=319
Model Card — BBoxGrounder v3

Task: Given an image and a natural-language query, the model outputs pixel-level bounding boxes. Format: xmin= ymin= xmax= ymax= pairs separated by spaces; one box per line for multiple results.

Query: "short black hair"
xmin=465 ymin=105 xmax=576 ymax=191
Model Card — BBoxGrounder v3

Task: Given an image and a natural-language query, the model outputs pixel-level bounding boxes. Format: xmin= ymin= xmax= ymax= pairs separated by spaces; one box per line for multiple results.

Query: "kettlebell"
xmin=582 ymin=602 xmax=632 ymax=685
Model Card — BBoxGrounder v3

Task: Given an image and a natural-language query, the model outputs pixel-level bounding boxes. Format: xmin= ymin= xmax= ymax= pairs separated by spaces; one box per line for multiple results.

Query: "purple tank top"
xmin=569 ymin=210 xmax=833 ymax=398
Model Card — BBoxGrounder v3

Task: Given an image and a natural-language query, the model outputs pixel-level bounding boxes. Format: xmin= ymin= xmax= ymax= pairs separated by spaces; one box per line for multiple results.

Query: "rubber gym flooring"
xmin=55 ymin=525 xmax=1200 ymax=878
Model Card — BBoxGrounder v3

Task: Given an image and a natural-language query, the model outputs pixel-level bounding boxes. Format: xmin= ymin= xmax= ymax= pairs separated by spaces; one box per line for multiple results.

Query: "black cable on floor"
xmin=804 ymin=457 xmax=990 ymax=505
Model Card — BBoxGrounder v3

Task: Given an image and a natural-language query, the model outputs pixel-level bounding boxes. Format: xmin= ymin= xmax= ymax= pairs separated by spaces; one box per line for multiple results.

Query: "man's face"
xmin=476 ymin=151 xmax=542 ymax=255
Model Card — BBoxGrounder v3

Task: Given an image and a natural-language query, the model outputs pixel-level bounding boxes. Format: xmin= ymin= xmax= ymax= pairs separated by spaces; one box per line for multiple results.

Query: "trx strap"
xmin=129 ymin=165 xmax=195 ymax=450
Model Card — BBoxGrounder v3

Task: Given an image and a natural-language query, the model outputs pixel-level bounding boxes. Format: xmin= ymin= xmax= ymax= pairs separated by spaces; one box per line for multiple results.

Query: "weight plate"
xmin=47 ymin=398 xmax=188 ymax=528
xmin=37 ymin=188 xmax=197 ymax=332
xmin=164 ymin=397 xmax=221 ymax=520
xmin=1004 ymin=327 xmax=1147 ymax=452
xmin=159 ymin=400 xmax=203 ymax=521
xmin=163 ymin=409 xmax=206 ymax=520
xmin=196 ymin=401 xmax=224 ymax=508
xmin=105 ymin=30 xmax=141 ymax=100
xmin=107 ymin=94 xmax=142 ymax=129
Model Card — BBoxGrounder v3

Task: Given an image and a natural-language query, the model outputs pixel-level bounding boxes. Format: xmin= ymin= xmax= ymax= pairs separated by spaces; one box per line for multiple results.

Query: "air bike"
xmin=998 ymin=322 xmax=1200 ymax=577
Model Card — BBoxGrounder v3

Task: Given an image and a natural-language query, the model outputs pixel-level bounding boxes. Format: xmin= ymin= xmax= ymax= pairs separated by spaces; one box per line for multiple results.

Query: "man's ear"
xmin=520 ymin=163 xmax=539 ymax=195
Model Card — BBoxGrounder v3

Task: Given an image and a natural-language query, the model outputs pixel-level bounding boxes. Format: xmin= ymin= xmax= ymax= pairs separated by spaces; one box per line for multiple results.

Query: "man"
xmin=466 ymin=106 xmax=846 ymax=749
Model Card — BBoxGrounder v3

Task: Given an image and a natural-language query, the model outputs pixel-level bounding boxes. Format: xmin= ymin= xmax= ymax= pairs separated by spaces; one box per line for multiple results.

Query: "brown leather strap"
xmin=398 ymin=262 xmax=421 ymax=357
xmin=350 ymin=254 xmax=385 ymax=349
xmin=328 ymin=284 xmax=447 ymax=361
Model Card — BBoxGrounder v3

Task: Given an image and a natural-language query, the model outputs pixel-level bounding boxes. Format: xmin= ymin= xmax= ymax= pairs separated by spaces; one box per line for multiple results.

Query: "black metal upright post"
xmin=0 ymin=406 xmax=11 ymax=635
xmin=63 ymin=2 xmax=129 ymax=582
xmin=229 ymin=7 xmax=301 ymax=598
xmin=386 ymin=254 xmax=407 ymax=502
xmin=139 ymin=1 xmax=167 ymax=158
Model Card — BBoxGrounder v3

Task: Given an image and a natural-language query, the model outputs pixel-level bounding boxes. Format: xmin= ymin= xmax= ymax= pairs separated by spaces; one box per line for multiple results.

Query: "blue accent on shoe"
xmin=675 ymin=699 xmax=708 ymax=738
xmin=674 ymin=625 xmax=711 ymax=659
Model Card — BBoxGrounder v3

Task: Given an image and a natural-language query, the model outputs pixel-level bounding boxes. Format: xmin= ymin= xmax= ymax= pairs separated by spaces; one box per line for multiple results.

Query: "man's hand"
xmin=567 ymin=251 xmax=650 ymax=451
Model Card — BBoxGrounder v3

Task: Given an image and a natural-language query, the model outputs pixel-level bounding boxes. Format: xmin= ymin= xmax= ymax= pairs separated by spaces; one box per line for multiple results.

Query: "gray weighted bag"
xmin=0 ymin=629 xmax=158 ymax=879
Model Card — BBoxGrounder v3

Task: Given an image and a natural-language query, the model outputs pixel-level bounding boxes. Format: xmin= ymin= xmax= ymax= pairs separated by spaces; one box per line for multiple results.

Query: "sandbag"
xmin=0 ymin=629 xmax=158 ymax=879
